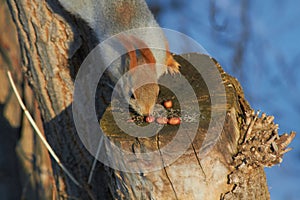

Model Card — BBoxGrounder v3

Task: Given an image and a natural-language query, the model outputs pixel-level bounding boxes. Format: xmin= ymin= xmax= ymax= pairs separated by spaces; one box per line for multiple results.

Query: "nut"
xmin=168 ymin=117 xmax=181 ymax=125
xmin=156 ymin=117 xmax=168 ymax=124
xmin=163 ymin=100 xmax=173 ymax=109
xmin=145 ymin=116 xmax=155 ymax=123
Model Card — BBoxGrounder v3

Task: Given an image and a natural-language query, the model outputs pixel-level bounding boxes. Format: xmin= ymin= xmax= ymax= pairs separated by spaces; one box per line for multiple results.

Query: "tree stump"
xmin=98 ymin=54 xmax=295 ymax=199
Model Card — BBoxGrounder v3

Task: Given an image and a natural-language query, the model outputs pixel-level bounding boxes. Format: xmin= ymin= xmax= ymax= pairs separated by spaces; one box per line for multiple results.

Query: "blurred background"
xmin=0 ymin=0 xmax=299 ymax=199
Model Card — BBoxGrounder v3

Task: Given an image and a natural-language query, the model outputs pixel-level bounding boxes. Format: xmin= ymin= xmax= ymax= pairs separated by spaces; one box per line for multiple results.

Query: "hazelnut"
xmin=156 ymin=117 xmax=168 ymax=124
xmin=168 ymin=117 xmax=181 ymax=125
xmin=127 ymin=119 xmax=135 ymax=123
xmin=145 ymin=116 xmax=155 ymax=123
xmin=163 ymin=100 xmax=173 ymax=109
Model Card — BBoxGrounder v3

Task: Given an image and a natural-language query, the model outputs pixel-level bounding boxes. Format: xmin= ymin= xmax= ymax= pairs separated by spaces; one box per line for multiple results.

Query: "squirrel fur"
xmin=58 ymin=0 xmax=180 ymax=115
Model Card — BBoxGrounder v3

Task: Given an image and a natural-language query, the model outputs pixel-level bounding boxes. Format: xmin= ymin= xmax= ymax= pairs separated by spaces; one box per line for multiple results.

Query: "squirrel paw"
xmin=166 ymin=53 xmax=181 ymax=75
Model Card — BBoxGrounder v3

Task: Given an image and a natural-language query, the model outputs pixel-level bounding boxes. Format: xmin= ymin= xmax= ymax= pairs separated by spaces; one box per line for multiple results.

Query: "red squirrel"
xmin=58 ymin=0 xmax=180 ymax=115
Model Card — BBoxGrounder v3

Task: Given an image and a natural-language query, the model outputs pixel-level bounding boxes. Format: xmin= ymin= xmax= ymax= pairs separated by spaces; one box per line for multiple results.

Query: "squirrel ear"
xmin=117 ymin=35 xmax=138 ymax=70
xmin=129 ymin=36 xmax=156 ymax=64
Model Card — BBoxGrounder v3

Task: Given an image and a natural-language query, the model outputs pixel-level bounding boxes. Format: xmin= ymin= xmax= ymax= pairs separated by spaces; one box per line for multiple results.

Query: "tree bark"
xmin=7 ymin=0 xmax=295 ymax=199
xmin=7 ymin=0 xmax=111 ymax=199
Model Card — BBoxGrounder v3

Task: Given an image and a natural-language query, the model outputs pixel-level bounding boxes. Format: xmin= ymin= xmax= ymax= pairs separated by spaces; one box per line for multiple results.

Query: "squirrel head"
xmin=130 ymin=83 xmax=159 ymax=116
xmin=118 ymin=34 xmax=180 ymax=116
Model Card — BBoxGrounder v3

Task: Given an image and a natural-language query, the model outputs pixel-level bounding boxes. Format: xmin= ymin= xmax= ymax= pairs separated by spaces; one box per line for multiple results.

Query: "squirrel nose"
xmin=141 ymin=105 xmax=153 ymax=116
xmin=142 ymin=109 xmax=151 ymax=117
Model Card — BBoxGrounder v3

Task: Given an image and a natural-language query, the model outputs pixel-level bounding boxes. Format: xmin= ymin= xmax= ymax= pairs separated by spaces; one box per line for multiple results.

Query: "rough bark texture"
xmin=1 ymin=1 xmax=54 ymax=199
xmin=6 ymin=0 xmax=111 ymax=199
xmin=6 ymin=0 xmax=295 ymax=199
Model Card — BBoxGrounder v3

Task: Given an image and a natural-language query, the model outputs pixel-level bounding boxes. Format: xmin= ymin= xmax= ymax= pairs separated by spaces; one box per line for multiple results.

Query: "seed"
xmin=168 ymin=117 xmax=181 ymax=125
xmin=163 ymin=100 xmax=173 ymax=109
xmin=127 ymin=119 xmax=135 ymax=123
xmin=156 ymin=117 xmax=168 ymax=124
xmin=145 ymin=116 xmax=155 ymax=123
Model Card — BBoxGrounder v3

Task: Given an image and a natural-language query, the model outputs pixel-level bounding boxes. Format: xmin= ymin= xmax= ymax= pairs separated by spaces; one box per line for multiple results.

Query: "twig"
xmin=88 ymin=136 xmax=104 ymax=184
xmin=243 ymin=110 xmax=260 ymax=143
xmin=7 ymin=71 xmax=82 ymax=187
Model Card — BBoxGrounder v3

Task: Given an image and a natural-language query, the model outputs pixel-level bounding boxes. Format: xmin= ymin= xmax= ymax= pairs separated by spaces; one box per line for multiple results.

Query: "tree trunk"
xmin=6 ymin=0 xmax=111 ymax=199
xmin=7 ymin=0 xmax=295 ymax=199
